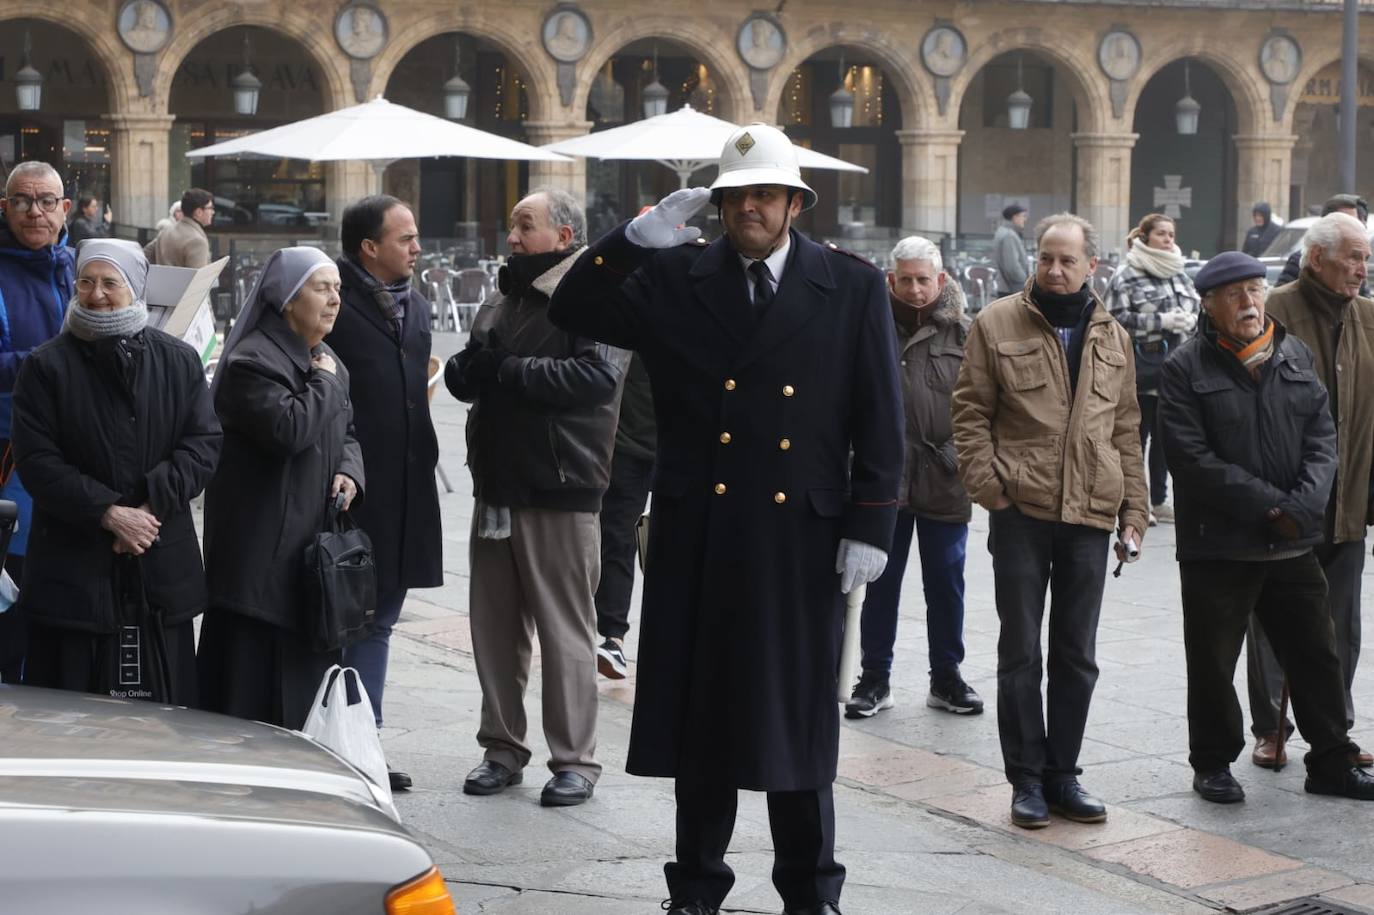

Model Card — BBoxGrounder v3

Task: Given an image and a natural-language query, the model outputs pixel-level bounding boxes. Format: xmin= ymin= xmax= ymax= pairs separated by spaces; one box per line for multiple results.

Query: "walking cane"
xmin=837 ymin=584 xmax=867 ymax=702
xmin=1274 ymin=676 xmax=1291 ymax=772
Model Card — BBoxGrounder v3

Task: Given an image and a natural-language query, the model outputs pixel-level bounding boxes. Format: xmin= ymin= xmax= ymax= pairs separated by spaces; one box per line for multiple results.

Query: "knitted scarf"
xmin=62 ymin=297 xmax=149 ymax=342
xmin=1215 ymin=317 xmax=1276 ymax=379
xmin=1125 ymin=239 xmax=1187 ymax=280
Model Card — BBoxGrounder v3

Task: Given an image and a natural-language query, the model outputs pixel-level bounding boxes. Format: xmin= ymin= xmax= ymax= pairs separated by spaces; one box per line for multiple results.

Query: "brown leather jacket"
xmin=1266 ymin=273 xmax=1374 ymax=543
xmin=951 ymin=286 xmax=1149 ymax=535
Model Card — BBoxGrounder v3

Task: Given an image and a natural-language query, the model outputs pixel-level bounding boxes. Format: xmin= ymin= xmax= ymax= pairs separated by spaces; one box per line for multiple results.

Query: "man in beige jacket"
xmin=953 ymin=213 xmax=1149 ymax=831
xmin=144 ymin=188 xmax=213 ymax=268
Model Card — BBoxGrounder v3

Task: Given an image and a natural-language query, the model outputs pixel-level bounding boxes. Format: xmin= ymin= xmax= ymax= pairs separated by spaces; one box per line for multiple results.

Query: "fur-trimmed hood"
xmin=891 ymin=273 xmax=967 ymax=331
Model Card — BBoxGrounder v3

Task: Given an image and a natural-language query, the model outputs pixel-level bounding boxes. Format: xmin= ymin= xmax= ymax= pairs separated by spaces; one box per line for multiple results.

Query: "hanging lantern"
xmin=231 ymin=31 xmax=261 ymax=116
xmin=829 ymin=54 xmax=855 ymax=128
xmin=1007 ymin=54 xmax=1032 ymax=130
xmin=642 ymin=44 xmax=669 ymax=119
xmin=444 ymin=39 xmax=471 ymax=120
xmin=15 ymin=30 xmax=43 ymax=112
xmin=1175 ymin=61 xmax=1201 ymax=136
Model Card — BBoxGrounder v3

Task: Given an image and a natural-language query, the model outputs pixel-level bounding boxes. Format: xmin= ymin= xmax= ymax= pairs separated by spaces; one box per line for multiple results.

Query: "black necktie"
xmin=749 ymin=260 xmax=774 ymax=310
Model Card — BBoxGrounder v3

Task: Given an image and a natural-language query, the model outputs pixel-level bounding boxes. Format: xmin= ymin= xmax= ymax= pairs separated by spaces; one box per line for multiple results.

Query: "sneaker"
xmin=845 ymin=674 xmax=894 ymax=719
xmin=927 ymin=673 xmax=984 ymax=715
xmin=597 ymin=638 xmax=628 ymax=679
xmin=1153 ymin=503 xmax=1174 ymax=524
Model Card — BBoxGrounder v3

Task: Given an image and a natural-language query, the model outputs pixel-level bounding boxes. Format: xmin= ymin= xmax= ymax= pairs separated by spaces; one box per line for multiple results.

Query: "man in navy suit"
xmin=549 ymin=123 xmax=903 ymax=915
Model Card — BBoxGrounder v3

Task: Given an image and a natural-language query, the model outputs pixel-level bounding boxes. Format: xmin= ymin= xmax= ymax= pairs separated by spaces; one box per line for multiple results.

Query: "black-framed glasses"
xmin=5 ymin=194 xmax=62 ymax=214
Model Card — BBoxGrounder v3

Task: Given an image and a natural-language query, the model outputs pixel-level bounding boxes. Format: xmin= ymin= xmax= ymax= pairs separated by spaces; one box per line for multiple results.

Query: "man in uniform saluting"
xmin=549 ymin=123 xmax=903 ymax=915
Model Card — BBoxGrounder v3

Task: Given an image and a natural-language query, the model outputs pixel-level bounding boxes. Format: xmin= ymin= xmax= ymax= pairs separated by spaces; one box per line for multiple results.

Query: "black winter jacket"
xmin=12 ymin=328 xmax=222 ymax=632
xmin=203 ymin=310 xmax=365 ymax=630
xmin=1159 ymin=314 xmax=1336 ymax=561
xmin=445 ymin=249 xmax=628 ymax=512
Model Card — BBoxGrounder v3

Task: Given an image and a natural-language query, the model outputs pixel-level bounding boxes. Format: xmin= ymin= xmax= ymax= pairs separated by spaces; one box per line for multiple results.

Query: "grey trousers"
xmin=1247 ymin=538 xmax=1364 ymax=734
xmin=469 ymin=508 xmax=603 ymax=782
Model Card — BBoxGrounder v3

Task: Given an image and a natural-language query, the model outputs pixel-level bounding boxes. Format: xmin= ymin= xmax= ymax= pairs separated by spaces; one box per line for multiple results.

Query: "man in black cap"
xmin=1159 ymin=250 xmax=1374 ymax=804
xmin=993 ymin=204 xmax=1029 ymax=296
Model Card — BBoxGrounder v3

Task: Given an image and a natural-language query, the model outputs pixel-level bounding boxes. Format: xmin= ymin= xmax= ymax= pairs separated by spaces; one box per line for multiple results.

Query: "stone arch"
xmin=948 ymin=28 xmax=1108 ymax=134
xmin=572 ymin=17 xmax=751 ymax=122
xmin=1280 ymin=49 xmax=1374 ymax=129
xmin=762 ymin=25 xmax=927 ymax=130
xmin=370 ymin=13 xmax=557 ymax=123
xmin=0 ymin=6 xmax=130 ymax=111
xmin=152 ymin=8 xmax=350 ymax=113
xmin=1124 ymin=46 xmax=1266 ymax=135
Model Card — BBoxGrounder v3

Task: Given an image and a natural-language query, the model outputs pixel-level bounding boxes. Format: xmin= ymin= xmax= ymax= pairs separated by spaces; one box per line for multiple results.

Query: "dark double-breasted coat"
xmin=325 ymin=262 xmax=443 ymax=598
xmin=549 ymin=224 xmax=903 ymax=791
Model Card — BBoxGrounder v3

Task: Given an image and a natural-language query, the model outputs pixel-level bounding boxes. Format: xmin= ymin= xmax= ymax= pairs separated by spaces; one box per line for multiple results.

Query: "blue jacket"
xmin=0 ymin=223 xmax=75 ymax=554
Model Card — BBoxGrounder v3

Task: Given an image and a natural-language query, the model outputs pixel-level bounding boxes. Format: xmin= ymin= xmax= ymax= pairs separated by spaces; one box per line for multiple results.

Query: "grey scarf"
xmin=63 ymin=297 xmax=149 ymax=341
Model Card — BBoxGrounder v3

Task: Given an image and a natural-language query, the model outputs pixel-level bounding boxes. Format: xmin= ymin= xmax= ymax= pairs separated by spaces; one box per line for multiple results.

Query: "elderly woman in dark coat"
xmin=11 ymin=238 xmax=221 ymax=703
xmin=198 ymin=246 xmax=365 ymax=730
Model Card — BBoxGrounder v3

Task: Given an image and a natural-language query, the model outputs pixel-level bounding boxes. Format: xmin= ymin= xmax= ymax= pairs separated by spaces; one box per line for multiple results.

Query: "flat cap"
xmin=1194 ymin=251 xmax=1266 ymax=296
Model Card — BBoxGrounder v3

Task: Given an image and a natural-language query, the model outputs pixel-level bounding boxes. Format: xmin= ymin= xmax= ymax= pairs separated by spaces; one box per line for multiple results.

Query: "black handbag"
xmin=303 ymin=494 xmax=377 ymax=652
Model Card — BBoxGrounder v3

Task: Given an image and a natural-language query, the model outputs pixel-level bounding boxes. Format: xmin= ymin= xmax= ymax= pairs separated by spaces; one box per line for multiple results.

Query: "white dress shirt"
xmin=740 ymin=236 xmax=791 ymax=304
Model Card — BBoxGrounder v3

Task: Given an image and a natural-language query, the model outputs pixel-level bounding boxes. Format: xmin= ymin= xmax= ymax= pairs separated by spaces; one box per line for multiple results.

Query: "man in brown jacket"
xmin=144 ymin=188 xmax=213 ymax=268
xmin=1248 ymin=211 xmax=1374 ymax=770
xmin=953 ymin=213 xmax=1149 ymax=831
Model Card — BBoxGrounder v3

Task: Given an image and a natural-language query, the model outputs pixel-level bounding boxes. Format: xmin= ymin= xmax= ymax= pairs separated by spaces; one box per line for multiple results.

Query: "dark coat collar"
xmin=336 ymin=255 xmax=426 ymax=344
xmin=258 ymin=308 xmax=316 ymax=375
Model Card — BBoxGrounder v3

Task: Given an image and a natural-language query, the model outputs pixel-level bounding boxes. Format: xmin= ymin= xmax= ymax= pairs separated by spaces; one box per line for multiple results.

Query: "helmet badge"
xmin=734 ymin=131 xmax=756 ymax=156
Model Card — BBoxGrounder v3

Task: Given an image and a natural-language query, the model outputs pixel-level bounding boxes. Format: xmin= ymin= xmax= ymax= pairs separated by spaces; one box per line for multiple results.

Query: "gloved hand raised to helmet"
xmin=626 ymin=187 xmax=711 ymax=249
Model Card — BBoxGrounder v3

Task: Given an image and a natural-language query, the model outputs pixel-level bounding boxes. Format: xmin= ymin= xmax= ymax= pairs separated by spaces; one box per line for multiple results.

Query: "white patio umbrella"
xmin=543 ymin=105 xmax=866 ymax=187
xmin=186 ymin=96 xmax=569 ymax=165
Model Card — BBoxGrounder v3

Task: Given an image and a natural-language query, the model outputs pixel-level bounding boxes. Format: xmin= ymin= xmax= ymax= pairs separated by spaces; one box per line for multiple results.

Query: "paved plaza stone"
xmin=381 ymin=332 xmax=1374 ymax=914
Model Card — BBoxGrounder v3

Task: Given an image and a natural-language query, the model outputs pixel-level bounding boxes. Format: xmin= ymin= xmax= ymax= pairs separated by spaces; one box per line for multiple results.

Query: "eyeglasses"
xmin=1220 ymin=282 xmax=1269 ymax=306
xmin=76 ymin=277 xmax=129 ymax=294
xmin=5 ymin=194 xmax=62 ymax=214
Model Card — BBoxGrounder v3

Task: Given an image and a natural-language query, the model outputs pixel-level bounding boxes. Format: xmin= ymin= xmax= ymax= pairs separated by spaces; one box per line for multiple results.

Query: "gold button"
xmin=724 ymin=379 xmax=737 ymax=391
xmin=779 ymin=438 xmax=791 ymax=450
xmin=719 ymin=432 xmax=731 ymax=444
xmin=782 ymin=385 xmax=794 ymax=397
xmin=774 ymin=491 xmax=787 ymax=504
xmin=594 ymin=255 xmax=604 ymax=265
xmin=714 ymin=483 xmax=727 ymax=494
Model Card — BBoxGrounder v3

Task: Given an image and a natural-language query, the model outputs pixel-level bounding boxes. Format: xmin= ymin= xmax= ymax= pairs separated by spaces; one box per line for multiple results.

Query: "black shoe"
xmin=1010 ymin=782 xmax=1050 ymax=829
xmin=660 ymin=901 xmax=717 ymax=915
xmin=927 ymin=672 xmax=984 ymax=715
xmin=388 ymin=767 xmax=413 ymax=792
xmin=540 ymin=770 xmax=594 ymax=806
xmin=1193 ymin=767 xmax=1245 ymax=804
xmin=462 ymin=760 xmax=522 ymax=796
xmin=844 ymin=673 xmax=893 ymax=719
xmin=784 ymin=904 xmax=841 ymax=915
xmin=1306 ymin=766 xmax=1374 ymax=800
xmin=1044 ymin=778 xmax=1107 ymax=823
xmin=597 ymin=637 xmax=628 ymax=679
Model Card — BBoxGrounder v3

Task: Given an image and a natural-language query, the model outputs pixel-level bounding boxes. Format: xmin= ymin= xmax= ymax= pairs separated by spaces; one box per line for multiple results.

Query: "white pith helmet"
xmin=708 ymin=122 xmax=817 ymax=211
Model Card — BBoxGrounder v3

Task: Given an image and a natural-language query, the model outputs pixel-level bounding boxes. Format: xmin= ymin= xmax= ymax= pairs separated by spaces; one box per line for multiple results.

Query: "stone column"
xmin=895 ymin=128 xmax=963 ymax=237
xmin=107 ymin=113 xmax=175 ymax=231
xmin=1072 ymin=132 xmax=1138 ymax=260
xmin=523 ymin=120 xmax=593 ymax=204
xmin=1234 ymin=134 xmax=1297 ymax=249
xmin=325 ymin=160 xmax=382 ymax=226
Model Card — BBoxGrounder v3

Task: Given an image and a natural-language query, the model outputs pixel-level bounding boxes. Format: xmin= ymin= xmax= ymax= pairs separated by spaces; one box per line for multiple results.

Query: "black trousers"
xmin=1137 ymin=393 xmax=1170 ymax=507
xmin=666 ymin=778 xmax=844 ymax=910
xmin=1180 ymin=553 xmax=1356 ymax=779
xmin=989 ymin=507 xmax=1109 ymax=786
xmin=593 ymin=449 xmax=652 ymax=641
xmin=1247 ymin=539 xmax=1364 ymax=734
xmin=0 ymin=553 xmax=26 ymax=682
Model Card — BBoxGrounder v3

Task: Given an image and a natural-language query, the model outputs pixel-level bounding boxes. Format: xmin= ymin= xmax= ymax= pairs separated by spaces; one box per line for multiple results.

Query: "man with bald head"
xmin=0 ymin=161 xmax=76 ymax=681
xmin=1246 ymin=211 xmax=1374 ymax=770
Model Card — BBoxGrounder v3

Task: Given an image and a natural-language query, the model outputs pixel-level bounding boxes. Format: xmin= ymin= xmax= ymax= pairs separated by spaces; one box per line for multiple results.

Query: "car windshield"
xmin=1261 ymin=225 xmax=1307 ymax=259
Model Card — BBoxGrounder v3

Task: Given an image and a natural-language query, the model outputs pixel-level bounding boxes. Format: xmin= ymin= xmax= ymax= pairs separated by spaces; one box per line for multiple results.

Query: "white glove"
xmin=1158 ymin=311 xmax=1182 ymax=332
xmin=1177 ymin=311 xmax=1198 ymax=333
xmin=626 ymin=187 xmax=710 ymax=248
xmin=835 ymin=538 xmax=888 ymax=595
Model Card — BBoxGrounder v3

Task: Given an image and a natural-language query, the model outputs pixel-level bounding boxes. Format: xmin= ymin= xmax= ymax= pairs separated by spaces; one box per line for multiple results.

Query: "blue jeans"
xmin=342 ymin=587 xmax=406 ymax=728
xmin=858 ymin=511 xmax=968 ymax=678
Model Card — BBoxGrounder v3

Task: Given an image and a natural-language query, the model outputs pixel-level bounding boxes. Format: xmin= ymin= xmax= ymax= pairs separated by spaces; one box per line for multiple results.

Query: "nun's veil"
xmin=210 ymin=246 xmax=334 ymax=398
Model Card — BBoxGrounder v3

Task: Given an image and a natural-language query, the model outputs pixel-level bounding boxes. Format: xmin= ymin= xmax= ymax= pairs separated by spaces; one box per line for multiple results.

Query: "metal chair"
xmin=963 ymin=264 xmax=997 ymax=313
xmin=453 ymin=268 xmax=492 ymax=332
xmin=1091 ymin=263 xmax=1116 ymax=301
xmin=420 ymin=265 xmax=461 ymax=332
xmin=426 ymin=355 xmax=455 ymax=494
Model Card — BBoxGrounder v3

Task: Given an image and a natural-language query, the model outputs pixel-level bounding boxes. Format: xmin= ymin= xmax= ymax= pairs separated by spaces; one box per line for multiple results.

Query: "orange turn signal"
xmin=386 ymin=866 xmax=456 ymax=915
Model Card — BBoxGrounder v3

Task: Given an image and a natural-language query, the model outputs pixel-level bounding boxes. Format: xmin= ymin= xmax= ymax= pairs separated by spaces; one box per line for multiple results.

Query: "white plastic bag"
xmin=302 ymin=665 xmax=393 ymax=808
xmin=0 ymin=569 xmax=17 ymax=615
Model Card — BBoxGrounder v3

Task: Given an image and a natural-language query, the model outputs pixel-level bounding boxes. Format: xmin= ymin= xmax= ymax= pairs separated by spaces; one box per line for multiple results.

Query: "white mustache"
xmin=1237 ymin=307 xmax=1260 ymax=321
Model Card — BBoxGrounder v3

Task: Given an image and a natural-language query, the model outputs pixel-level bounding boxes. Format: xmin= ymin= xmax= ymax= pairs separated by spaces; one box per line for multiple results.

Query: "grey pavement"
xmin=381 ymin=331 xmax=1374 ymax=914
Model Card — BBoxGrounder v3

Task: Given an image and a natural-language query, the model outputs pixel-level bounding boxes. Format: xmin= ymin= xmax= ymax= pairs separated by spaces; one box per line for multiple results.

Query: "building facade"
xmin=2 ymin=0 xmax=1370 ymax=258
